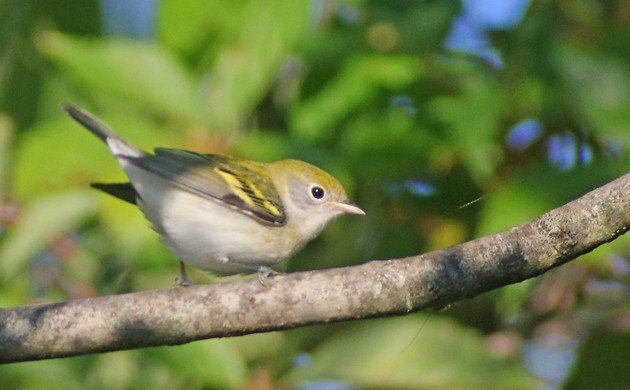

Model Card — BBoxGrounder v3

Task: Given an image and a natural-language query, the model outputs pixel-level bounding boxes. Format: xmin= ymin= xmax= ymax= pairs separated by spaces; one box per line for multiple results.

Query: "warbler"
xmin=62 ymin=104 xmax=364 ymax=285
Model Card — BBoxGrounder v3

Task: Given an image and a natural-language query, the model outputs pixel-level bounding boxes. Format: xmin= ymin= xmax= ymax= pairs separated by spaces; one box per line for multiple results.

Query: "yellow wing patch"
xmin=214 ymin=167 xmax=283 ymax=219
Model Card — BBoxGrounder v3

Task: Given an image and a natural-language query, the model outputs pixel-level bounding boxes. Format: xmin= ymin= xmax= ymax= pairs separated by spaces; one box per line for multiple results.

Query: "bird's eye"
xmin=310 ymin=186 xmax=325 ymax=200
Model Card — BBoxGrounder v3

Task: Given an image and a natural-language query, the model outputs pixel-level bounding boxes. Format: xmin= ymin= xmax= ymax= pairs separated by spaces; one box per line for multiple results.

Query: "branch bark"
xmin=1 ymin=173 xmax=628 ymax=363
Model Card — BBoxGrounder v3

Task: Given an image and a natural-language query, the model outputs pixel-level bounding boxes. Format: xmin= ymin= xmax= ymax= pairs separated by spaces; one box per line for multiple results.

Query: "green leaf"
xmin=284 ymin=315 xmax=539 ymax=388
xmin=290 ymin=55 xmax=423 ymax=141
xmin=14 ymin=118 xmax=112 ymax=199
xmin=85 ymin=351 xmax=139 ymax=389
xmin=202 ymin=0 xmax=309 ymax=132
xmin=158 ymin=0 xmax=246 ymax=57
xmin=149 ymin=340 xmax=248 ymax=388
xmin=566 ymin=331 xmax=630 ymax=389
xmin=338 ymin=110 xmax=433 ymax=159
xmin=427 ymin=78 xmax=503 ymax=184
xmin=0 ymin=359 xmax=82 ymax=390
xmin=554 ymin=43 xmax=630 ymax=149
xmin=233 ymin=131 xmax=294 ymax=162
xmin=36 ymin=31 xmax=201 ymax=123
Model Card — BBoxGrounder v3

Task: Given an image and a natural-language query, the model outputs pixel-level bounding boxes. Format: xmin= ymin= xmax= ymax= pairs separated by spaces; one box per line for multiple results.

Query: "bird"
xmin=62 ymin=104 xmax=365 ymax=285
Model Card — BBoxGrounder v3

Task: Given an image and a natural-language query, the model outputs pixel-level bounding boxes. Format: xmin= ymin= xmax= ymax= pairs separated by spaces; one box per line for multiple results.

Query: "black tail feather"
xmin=62 ymin=103 xmax=120 ymax=143
xmin=91 ymin=182 xmax=138 ymax=205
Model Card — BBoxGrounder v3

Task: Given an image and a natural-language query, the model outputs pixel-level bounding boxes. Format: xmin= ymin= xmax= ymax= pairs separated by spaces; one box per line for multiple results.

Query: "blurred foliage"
xmin=0 ymin=0 xmax=628 ymax=388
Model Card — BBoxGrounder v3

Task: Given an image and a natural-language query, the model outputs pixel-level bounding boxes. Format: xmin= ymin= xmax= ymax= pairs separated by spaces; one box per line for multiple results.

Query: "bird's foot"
xmin=175 ymin=276 xmax=191 ymax=287
xmin=257 ymin=266 xmax=283 ymax=286
xmin=175 ymin=260 xmax=191 ymax=287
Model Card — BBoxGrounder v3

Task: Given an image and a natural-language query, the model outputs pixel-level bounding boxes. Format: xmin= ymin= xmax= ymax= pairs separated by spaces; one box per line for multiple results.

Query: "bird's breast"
xmin=139 ymin=186 xmax=306 ymax=273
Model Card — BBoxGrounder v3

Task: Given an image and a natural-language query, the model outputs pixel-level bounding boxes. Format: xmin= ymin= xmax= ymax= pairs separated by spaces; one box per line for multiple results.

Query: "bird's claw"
xmin=175 ymin=276 xmax=191 ymax=287
xmin=257 ymin=267 xmax=283 ymax=286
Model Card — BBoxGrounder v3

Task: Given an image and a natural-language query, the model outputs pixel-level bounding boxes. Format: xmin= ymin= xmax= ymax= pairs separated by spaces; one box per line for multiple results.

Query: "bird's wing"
xmin=127 ymin=148 xmax=287 ymax=226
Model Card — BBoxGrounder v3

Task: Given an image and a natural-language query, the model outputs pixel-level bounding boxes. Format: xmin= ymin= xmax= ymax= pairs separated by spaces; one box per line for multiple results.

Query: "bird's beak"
xmin=328 ymin=201 xmax=366 ymax=215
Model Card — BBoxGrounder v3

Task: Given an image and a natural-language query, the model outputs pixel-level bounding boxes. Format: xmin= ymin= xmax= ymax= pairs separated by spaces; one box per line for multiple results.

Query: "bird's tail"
xmin=62 ymin=103 xmax=143 ymax=157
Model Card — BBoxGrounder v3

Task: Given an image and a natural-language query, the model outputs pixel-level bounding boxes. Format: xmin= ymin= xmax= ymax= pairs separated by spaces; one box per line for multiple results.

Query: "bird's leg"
xmin=175 ymin=260 xmax=191 ymax=287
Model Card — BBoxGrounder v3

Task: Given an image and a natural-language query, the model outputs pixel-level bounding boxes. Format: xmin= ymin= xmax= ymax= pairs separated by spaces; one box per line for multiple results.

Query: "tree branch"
xmin=1 ymin=174 xmax=628 ymax=363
